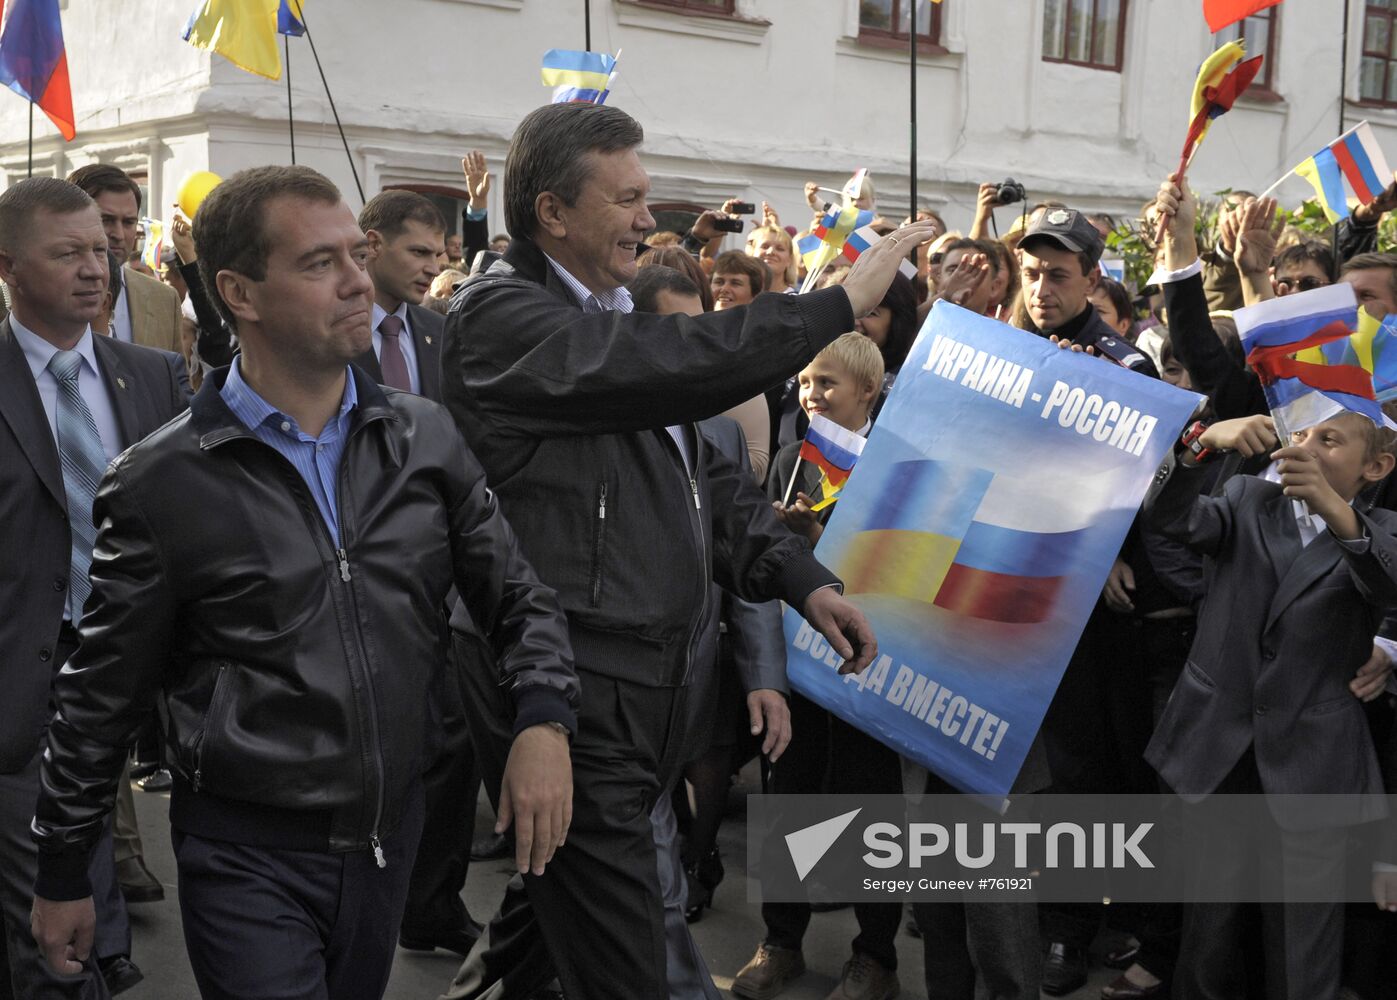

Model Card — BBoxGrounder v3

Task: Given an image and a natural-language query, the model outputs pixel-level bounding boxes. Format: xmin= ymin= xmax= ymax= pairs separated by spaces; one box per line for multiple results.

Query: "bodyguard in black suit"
xmin=358 ymin=190 xmax=482 ymax=959
xmin=357 ymin=191 xmax=446 ymax=400
xmin=0 ymin=178 xmax=186 ymax=999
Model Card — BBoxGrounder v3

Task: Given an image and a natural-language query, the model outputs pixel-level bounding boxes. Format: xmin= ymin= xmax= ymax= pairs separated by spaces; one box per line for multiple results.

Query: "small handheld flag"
xmin=184 ymin=0 xmax=283 ymax=80
xmin=1235 ymin=283 xmax=1387 ymax=434
xmin=1288 ymin=122 xmax=1393 ymax=224
xmin=541 ymin=49 xmax=617 ymax=104
xmin=1154 ymin=39 xmax=1263 ymax=244
xmin=1295 ymin=308 xmax=1397 ymax=404
xmin=0 ymin=0 xmax=76 ymax=140
xmin=838 ymin=224 xmax=919 ymax=281
xmin=791 ymin=413 xmax=868 ymax=511
xmin=141 ymin=218 xmax=165 ymax=273
xmin=799 ymin=169 xmax=877 ymax=292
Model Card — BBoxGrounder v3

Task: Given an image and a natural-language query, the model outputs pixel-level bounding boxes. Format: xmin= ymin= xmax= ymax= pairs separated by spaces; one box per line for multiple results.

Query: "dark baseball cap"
xmin=1019 ymin=208 xmax=1105 ymax=265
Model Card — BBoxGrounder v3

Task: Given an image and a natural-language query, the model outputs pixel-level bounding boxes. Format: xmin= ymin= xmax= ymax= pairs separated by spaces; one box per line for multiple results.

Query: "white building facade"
xmin=0 ymin=0 xmax=1387 ymax=243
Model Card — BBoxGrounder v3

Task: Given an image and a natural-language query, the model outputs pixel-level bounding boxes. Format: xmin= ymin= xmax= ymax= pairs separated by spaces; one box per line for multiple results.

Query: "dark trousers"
xmin=454 ymin=631 xmax=695 ymax=1000
xmin=760 ymin=692 xmax=903 ymax=970
xmin=911 ymin=771 xmax=1040 ymax=1000
xmin=1040 ymin=609 xmax=1182 ymax=955
xmin=172 ymin=786 xmax=424 ymax=1000
xmin=0 ymin=626 xmax=115 ymax=1000
xmin=1175 ymin=748 xmax=1346 ymax=1000
xmin=402 ymin=638 xmax=480 ymax=939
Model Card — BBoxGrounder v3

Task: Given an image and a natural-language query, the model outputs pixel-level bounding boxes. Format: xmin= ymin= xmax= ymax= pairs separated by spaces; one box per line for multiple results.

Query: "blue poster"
xmin=785 ymin=304 xmax=1203 ymax=797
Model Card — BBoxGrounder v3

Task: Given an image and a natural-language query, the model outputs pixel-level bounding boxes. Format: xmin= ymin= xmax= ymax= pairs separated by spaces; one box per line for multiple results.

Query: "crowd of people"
xmin=4 ymin=97 xmax=1397 ymax=1000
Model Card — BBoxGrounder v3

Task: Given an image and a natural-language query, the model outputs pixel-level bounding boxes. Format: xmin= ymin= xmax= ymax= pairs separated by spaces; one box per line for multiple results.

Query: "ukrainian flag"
xmin=1295 ymin=147 xmax=1351 ymax=224
xmin=184 ymin=0 xmax=282 ymax=80
xmin=541 ymin=49 xmax=615 ymax=92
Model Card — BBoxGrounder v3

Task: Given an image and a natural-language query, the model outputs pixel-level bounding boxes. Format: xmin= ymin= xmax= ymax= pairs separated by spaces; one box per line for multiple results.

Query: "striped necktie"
xmin=47 ymin=350 xmax=107 ymax=617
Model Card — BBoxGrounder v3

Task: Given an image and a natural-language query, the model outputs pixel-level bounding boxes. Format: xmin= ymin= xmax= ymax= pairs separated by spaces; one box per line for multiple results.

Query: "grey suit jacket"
xmin=354 ymin=302 xmax=444 ymax=402
xmin=699 ymin=416 xmax=787 ymax=695
xmin=0 ymin=320 xmax=188 ymax=772
xmin=1144 ymin=452 xmax=1397 ymax=828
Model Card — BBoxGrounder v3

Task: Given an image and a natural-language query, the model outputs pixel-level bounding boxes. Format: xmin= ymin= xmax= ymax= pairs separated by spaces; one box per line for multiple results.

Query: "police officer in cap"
xmin=1017 ymin=207 xmax=1158 ymax=378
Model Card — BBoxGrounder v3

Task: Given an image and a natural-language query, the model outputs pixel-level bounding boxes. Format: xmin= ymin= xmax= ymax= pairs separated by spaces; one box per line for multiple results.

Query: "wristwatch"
xmin=1180 ymin=420 xmax=1215 ymax=463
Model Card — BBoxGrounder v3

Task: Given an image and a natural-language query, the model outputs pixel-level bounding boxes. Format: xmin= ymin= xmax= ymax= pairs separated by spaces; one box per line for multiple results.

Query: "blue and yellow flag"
xmin=541 ymin=49 xmax=615 ymax=92
xmin=184 ymin=0 xmax=281 ymax=79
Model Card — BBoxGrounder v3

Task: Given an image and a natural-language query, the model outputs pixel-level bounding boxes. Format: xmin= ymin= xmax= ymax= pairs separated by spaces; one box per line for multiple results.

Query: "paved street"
xmin=114 ymin=765 xmax=1121 ymax=999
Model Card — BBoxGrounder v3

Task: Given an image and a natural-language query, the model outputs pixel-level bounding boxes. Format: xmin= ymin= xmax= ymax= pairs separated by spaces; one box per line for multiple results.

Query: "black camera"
xmin=994 ymin=178 xmax=1026 ymax=206
xmin=729 ymin=201 xmax=756 ymax=215
xmin=713 ymin=217 xmax=745 ymax=233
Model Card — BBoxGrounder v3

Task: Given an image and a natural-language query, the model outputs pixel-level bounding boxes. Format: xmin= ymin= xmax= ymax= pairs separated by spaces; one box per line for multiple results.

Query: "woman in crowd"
xmin=746 ymin=224 xmax=799 ymax=294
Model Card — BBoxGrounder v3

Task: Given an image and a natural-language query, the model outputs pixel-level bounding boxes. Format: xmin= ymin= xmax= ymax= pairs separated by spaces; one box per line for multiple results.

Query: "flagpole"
xmin=584 ymin=0 xmax=591 ymax=50
xmin=908 ymin=3 xmax=917 ymax=221
xmin=1340 ymin=0 xmax=1351 ymax=136
xmin=782 ymin=456 xmax=806 ymax=508
xmin=295 ymin=4 xmax=365 ymax=204
xmin=285 ymin=34 xmax=296 ymax=165
xmin=26 ymin=100 xmax=33 ymax=178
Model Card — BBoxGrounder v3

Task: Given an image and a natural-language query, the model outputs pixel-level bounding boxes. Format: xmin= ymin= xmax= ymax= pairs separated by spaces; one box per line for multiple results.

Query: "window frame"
xmin=632 ymin=0 xmax=736 ymax=17
xmin=1214 ymin=6 xmax=1280 ymax=100
xmin=1359 ymin=1 xmax=1397 ymax=107
xmin=1041 ymin=0 xmax=1129 ymax=73
xmin=856 ymin=0 xmax=945 ymax=54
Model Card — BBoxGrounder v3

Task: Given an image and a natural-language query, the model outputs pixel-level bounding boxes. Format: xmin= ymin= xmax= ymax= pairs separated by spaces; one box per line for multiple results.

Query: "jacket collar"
xmin=190 ymin=362 xmax=396 ymax=450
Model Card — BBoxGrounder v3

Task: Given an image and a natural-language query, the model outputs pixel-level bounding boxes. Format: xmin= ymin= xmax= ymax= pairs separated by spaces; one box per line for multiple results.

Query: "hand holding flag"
xmin=1154 ymin=39 xmax=1263 ymax=244
xmin=1235 ymin=282 xmax=1390 ymax=435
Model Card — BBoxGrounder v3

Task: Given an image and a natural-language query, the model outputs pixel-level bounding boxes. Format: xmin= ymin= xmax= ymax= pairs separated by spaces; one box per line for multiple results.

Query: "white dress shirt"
xmin=108 ymin=284 xmax=132 ymax=344
xmin=12 ymin=318 xmax=123 ymax=463
xmin=370 ymin=300 xmax=421 ymax=395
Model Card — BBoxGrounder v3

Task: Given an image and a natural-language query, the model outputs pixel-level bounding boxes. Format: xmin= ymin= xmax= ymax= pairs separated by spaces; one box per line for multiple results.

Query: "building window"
xmin=859 ymin=0 xmax=942 ymax=48
xmin=1042 ymin=0 xmax=1127 ymax=72
xmin=1215 ymin=6 xmax=1278 ymax=94
xmin=1361 ymin=2 xmax=1397 ymax=104
xmin=637 ymin=0 xmax=735 ymax=14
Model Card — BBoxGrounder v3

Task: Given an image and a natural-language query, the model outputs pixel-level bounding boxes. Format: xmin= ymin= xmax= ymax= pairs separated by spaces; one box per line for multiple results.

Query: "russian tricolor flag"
xmin=837 ymin=459 xmax=1093 ymax=625
xmin=838 ymin=224 xmax=919 ymax=281
xmin=0 ymin=0 xmax=75 ymax=140
xmin=1236 ymin=282 xmax=1388 ymax=432
xmin=1294 ymin=121 xmax=1392 ymax=224
xmin=799 ymin=413 xmax=867 ymax=491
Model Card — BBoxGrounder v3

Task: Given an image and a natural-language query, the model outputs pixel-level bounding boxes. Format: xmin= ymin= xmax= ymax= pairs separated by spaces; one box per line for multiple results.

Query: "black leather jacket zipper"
xmin=331 ymin=443 xmax=389 ymax=868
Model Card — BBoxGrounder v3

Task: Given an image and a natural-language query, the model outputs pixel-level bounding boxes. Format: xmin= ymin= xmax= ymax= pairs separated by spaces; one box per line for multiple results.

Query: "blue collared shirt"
xmin=220 ymin=357 xmax=359 ymax=547
xmin=11 ymin=318 xmax=123 ymax=465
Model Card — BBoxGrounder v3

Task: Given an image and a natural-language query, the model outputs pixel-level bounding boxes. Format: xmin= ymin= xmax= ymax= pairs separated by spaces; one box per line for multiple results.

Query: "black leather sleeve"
xmin=441 ymin=423 xmax=581 ymax=735
xmin=34 ymin=461 xmax=179 ymax=900
xmin=182 ymin=260 xmax=235 ymax=369
xmin=461 ymin=209 xmax=491 ymax=268
xmin=445 ymin=282 xmax=855 ymax=438
xmin=1162 ymin=273 xmax=1268 ymax=420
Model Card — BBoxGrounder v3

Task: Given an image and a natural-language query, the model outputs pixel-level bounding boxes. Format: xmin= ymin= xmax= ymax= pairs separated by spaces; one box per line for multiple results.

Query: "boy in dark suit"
xmin=1145 ymin=410 xmax=1397 ymax=1000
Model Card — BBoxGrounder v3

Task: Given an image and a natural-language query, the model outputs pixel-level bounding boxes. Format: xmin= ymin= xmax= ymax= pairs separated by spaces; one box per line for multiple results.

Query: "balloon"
xmin=177 ymin=171 xmax=223 ymax=219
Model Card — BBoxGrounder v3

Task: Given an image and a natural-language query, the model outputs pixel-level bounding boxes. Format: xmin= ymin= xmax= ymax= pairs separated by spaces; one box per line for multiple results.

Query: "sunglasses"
xmin=1275 ymin=275 xmax=1326 ymax=293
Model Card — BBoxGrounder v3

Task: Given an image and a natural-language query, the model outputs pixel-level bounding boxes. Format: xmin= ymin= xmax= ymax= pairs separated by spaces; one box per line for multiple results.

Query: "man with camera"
xmin=969 ymin=178 xmax=1026 ymax=240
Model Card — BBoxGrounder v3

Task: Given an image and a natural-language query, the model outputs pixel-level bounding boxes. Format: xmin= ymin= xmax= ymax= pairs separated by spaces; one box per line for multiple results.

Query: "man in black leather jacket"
xmin=29 ymin=165 xmax=577 ymax=1000
xmin=441 ymin=102 xmax=937 ymax=1000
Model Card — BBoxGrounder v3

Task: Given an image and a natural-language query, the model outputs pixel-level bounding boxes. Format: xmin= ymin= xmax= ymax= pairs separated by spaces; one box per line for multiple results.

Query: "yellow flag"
xmin=184 ymin=0 xmax=282 ymax=80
